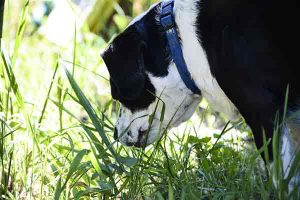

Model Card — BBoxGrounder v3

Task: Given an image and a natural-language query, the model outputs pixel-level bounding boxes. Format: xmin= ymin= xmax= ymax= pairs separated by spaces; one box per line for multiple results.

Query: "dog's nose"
xmin=114 ymin=128 xmax=118 ymax=140
xmin=138 ymin=129 xmax=148 ymax=138
xmin=133 ymin=129 xmax=148 ymax=148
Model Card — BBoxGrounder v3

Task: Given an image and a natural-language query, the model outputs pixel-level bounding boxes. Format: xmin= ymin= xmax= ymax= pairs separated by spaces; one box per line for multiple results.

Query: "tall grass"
xmin=0 ymin=0 xmax=299 ymax=199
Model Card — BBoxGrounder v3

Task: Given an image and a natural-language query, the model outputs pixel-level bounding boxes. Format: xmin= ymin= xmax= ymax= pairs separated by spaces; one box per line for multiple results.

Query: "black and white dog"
xmin=101 ymin=0 xmax=299 ymax=185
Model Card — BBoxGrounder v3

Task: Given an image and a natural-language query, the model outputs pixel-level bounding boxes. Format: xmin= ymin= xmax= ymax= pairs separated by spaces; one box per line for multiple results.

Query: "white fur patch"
xmin=281 ymin=126 xmax=300 ymax=191
xmin=174 ymin=0 xmax=241 ymax=122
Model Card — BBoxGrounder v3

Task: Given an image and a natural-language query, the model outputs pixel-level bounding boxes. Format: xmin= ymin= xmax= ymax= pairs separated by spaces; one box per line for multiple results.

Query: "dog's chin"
xmin=143 ymin=130 xmax=161 ymax=146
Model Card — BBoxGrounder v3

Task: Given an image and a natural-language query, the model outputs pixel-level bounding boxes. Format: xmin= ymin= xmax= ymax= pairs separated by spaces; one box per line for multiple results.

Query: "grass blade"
xmin=12 ymin=0 xmax=29 ymax=68
xmin=38 ymin=60 xmax=59 ymax=124
xmin=55 ymin=149 xmax=88 ymax=200
xmin=63 ymin=66 xmax=123 ymax=169
xmin=1 ymin=48 xmax=40 ymax=153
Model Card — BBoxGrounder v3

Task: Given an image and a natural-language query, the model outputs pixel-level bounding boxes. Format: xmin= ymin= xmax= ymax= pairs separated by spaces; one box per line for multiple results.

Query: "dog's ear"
xmin=101 ymin=28 xmax=147 ymax=100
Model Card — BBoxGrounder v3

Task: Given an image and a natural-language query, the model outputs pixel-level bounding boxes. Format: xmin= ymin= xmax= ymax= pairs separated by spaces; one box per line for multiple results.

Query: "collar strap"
xmin=160 ymin=0 xmax=201 ymax=95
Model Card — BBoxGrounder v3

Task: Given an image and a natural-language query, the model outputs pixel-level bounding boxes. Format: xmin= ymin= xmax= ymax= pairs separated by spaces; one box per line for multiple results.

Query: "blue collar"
xmin=160 ymin=0 xmax=201 ymax=95
xmin=134 ymin=0 xmax=201 ymax=95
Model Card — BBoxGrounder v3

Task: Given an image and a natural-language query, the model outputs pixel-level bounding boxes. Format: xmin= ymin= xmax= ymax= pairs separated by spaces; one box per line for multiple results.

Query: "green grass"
xmin=0 ymin=1 xmax=299 ymax=199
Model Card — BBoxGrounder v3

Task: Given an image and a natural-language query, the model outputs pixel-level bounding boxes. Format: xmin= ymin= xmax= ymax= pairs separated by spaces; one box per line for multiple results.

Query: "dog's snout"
xmin=114 ymin=128 xmax=118 ymax=140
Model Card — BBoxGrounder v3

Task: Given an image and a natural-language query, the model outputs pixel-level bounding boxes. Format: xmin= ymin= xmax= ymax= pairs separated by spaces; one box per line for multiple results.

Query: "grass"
xmin=0 ymin=0 xmax=299 ymax=199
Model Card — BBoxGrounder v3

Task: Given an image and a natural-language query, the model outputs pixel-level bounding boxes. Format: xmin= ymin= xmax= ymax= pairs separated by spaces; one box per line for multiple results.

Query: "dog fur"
xmin=101 ymin=0 xmax=300 ymax=182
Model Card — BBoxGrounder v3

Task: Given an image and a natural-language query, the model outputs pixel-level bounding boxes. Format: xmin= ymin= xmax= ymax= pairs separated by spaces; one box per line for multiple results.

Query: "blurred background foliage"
xmin=3 ymin=0 xmax=159 ymax=44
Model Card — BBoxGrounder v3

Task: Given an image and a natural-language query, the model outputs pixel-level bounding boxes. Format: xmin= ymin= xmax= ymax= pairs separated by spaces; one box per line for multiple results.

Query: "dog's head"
xmin=101 ymin=3 xmax=201 ymax=147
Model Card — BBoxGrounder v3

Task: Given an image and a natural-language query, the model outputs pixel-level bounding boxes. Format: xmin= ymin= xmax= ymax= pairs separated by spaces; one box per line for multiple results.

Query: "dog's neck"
xmin=172 ymin=0 xmax=240 ymax=121
xmin=173 ymin=0 xmax=210 ymax=92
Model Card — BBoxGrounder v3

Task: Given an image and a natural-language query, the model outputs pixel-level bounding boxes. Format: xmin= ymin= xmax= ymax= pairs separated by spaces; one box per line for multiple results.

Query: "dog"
xmin=101 ymin=0 xmax=299 ymax=188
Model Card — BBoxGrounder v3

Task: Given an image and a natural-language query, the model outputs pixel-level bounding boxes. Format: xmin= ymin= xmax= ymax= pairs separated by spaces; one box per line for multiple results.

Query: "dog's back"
xmin=197 ymin=0 xmax=300 ymax=142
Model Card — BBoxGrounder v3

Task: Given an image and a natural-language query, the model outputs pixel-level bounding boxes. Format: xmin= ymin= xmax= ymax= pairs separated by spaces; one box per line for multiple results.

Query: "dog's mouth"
xmin=124 ymin=127 xmax=164 ymax=148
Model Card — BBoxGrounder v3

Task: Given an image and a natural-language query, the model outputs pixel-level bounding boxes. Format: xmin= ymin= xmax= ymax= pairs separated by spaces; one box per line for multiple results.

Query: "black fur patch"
xmin=101 ymin=3 xmax=170 ymax=112
xmin=196 ymin=0 xmax=300 ymax=159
